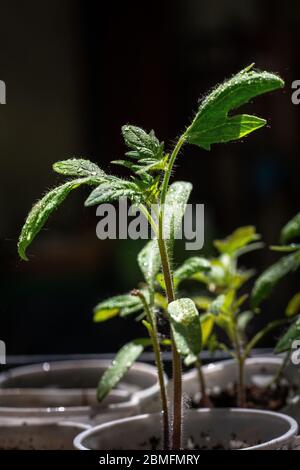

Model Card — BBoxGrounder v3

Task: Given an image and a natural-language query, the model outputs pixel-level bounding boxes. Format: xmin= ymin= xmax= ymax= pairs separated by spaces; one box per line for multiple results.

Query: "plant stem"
xmin=170 ymin=336 xmax=182 ymax=450
xmin=232 ymin=326 xmax=246 ymax=408
xmin=133 ymin=290 xmax=169 ymax=450
xmin=157 ymin=237 xmax=182 ymax=449
xmin=237 ymin=355 xmax=245 ymax=408
xmin=160 ymin=135 xmax=186 ymax=206
xmin=243 ymin=319 xmax=287 ymax=358
xmin=157 ymin=134 xmax=186 ymax=450
xmin=232 ymin=318 xmax=287 ymax=408
xmin=195 ymin=358 xmax=212 ymax=407
xmin=270 ymin=351 xmax=291 ymax=388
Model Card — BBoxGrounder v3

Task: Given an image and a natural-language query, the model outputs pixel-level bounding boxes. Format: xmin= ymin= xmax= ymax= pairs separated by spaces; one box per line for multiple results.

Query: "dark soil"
xmin=145 ymin=434 xmax=252 ymax=450
xmin=186 ymin=434 xmax=252 ymax=450
xmin=193 ymin=381 xmax=290 ymax=411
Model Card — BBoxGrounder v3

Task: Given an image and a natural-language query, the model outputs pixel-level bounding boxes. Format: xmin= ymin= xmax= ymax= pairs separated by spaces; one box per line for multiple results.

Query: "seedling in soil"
xmin=251 ymin=212 xmax=300 ymax=382
xmin=18 ymin=65 xmax=284 ymax=449
xmin=188 ymin=226 xmax=286 ymax=407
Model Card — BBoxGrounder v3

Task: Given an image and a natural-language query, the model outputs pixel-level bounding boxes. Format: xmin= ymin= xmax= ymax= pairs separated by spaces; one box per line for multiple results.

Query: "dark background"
xmin=1 ymin=0 xmax=299 ymax=355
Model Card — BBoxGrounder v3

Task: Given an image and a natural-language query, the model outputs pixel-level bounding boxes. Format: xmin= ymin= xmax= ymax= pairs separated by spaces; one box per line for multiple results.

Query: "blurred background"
xmin=1 ymin=0 xmax=299 ymax=356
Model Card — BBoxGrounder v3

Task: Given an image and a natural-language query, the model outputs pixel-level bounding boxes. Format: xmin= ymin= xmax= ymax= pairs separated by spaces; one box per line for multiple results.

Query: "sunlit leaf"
xmin=235 ymin=242 xmax=264 ymax=257
xmin=122 ymin=126 xmax=164 ymax=161
xmin=117 ymin=126 xmax=166 ymax=176
xmin=271 ymin=244 xmax=300 ymax=253
xmin=168 ymin=298 xmax=201 ymax=363
xmin=237 ymin=311 xmax=254 ymax=333
xmin=163 ymin=181 xmax=192 ymax=244
xmin=281 ymin=212 xmax=300 ymax=244
xmin=53 ymin=158 xmax=105 ymax=178
xmin=208 ymin=294 xmax=226 ymax=315
xmin=97 ymin=341 xmax=144 ymax=401
xmin=231 ymin=270 xmax=255 ymax=289
xmin=193 ymin=296 xmax=213 ymax=311
xmin=251 ymin=252 xmax=300 ymax=308
xmin=200 ymin=313 xmax=214 ymax=347
xmin=154 ymin=292 xmax=168 ymax=310
xmin=214 ymin=226 xmax=260 ymax=255
xmin=93 ymin=293 xmax=145 ymax=322
xmin=233 ymin=294 xmax=248 ymax=311
xmin=193 ymin=259 xmax=227 ymax=289
xmin=286 ymin=293 xmax=300 ymax=318
xmin=85 ymin=179 xmax=142 ymax=206
xmin=18 ymin=178 xmax=96 ymax=261
xmin=138 ymin=240 xmax=161 ymax=291
xmin=275 ymin=316 xmax=300 ymax=353
xmin=173 ymin=257 xmax=211 ymax=287
xmin=186 ymin=66 xmax=284 ymax=150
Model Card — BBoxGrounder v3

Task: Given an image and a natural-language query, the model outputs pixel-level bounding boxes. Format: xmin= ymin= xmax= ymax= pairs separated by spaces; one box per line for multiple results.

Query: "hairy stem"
xmin=157 ymin=134 xmax=186 ymax=449
xmin=195 ymin=358 xmax=212 ymax=407
xmin=132 ymin=290 xmax=169 ymax=449
xmin=157 ymin=237 xmax=182 ymax=449
xmin=160 ymin=135 xmax=186 ymax=206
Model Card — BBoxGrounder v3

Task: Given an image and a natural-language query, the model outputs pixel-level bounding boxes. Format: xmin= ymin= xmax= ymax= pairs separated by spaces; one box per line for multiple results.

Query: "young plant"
xmin=18 ymin=65 xmax=284 ymax=449
xmin=251 ymin=212 xmax=300 ymax=376
xmin=182 ymin=226 xmax=285 ymax=407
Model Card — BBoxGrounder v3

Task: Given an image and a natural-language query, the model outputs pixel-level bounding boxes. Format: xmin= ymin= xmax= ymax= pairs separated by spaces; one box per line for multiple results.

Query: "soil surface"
xmin=186 ymin=435 xmax=251 ymax=450
xmin=193 ymin=381 xmax=291 ymax=411
xmin=145 ymin=435 xmax=252 ymax=450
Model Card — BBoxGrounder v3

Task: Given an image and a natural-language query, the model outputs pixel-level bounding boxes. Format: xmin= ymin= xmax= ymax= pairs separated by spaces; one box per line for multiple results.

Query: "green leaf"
xmin=214 ymin=226 xmax=260 ymax=255
xmin=93 ymin=294 xmax=144 ymax=322
xmin=281 ymin=212 xmax=300 ymax=244
xmin=138 ymin=240 xmax=161 ymax=291
xmin=237 ymin=311 xmax=254 ymax=333
xmin=154 ymin=292 xmax=168 ymax=311
xmin=221 ymin=289 xmax=236 ymax=314
xmin=275 ymin=316 xmax=300 ymax=353
xmin=132 ymin=337 xmax=153 ymax=347
xmin=18 ymin=178 xmax=95 ymax=261
xmin=208 ymin=292 xmax=235 ymax=340
xmin=97 ymin=341 xmax=144 ymax=401
xmin=119 ymin=126 xmax=165 ymax=176
xmin=53 ymin=158 xmax=105 ymax=178
xmin=168 ymin=298 xmax=202 ymax=362
xmin=251 ymin=252 xmax=300 ymax=308
xmin=200 ymin=313 xmax=215 ymax=347
xmin=209 ymin=294 xmax=226 ymax=315
xmin=163 ymin=181 xmax=192 ymax=242
xmin=85 ymin=179 xmax=142 ymax=206
xmin=207 ymin=334 xmax=219 ymax=354
xmin=173 ymin=257 xmax=211 ymax=287
xmin=193 ymin=296 xmax=213 ymax=311
xmin=138 ymin=181 xmax=193 ymax=290
xmin=122 ymin=125 xmax=163 ymax=160
xmin=231 ymin=269 xmax=255 ymax=289
xmin=235 ymin=242 xmax=264 ymax=258
xmin=93 ymin=308 xmax=119 ymax=322
xmin=193 ymin=260 xmax=227 ymax=289
xmin=186 ymin=67 xmax=284 ymax=150
xmin=286 ymin=293 xmax=300 ymax=317
xmin=271 ymin=244 xmax=300 ymax=253
xmin=233 ymin=294 xmax=248 ymax=311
